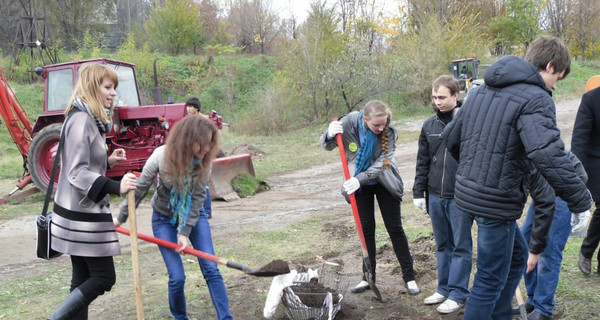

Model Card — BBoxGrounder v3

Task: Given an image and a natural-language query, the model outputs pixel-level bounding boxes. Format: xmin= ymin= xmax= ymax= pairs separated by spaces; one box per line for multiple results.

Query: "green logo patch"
xmin=349 ymin=142 xmax=358 ymax=152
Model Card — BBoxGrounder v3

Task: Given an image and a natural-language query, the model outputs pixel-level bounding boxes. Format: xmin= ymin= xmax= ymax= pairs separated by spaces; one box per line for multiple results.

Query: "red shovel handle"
xmin=116 ymin=226 xmax=224 ymax=264
xmin=333 ymin=119 xmax=368 ymax=254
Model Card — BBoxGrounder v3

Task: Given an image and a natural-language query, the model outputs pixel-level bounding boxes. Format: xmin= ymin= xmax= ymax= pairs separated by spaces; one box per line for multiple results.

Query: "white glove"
xmin=413 ymin=198 xmax=427 ymax=212
xmin=572 ymin=210 xmax=591 ymax=234
xmin=343 ymin=177 xmax=360 ymax=194
xmin=328 ymin=120 xmax=343 ymax=138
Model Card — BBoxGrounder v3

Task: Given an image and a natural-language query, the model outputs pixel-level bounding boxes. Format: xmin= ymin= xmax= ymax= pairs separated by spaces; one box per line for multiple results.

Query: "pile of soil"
xmin=289 ymin=279 xmax=341 ymax=308
xmin=230 ymin=143 xmax=266 ymax=158
xmin=251 ymin=259 xmax=290 ymax=276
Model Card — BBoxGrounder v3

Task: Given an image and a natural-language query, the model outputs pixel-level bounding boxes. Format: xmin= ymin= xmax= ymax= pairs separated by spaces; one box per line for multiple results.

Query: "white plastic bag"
xmin=263 ymin=270 xmax=297 ymax=318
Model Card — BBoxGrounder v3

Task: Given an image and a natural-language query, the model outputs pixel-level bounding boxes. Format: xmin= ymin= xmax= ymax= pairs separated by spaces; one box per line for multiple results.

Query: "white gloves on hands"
xmin=343 ymin=177 xmax=360 ymax=194
xmin=328 ymin=121 xmax=343 ymax=139
xmin=572 ymin=210 xmax=591 ymax=234
xmin=413 ymin=198 xmax=427 ymax=212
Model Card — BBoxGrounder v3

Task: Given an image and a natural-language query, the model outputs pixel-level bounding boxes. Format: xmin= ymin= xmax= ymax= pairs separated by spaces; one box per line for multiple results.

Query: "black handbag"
xmin=36 ymin=117 xmax=68 ymax=260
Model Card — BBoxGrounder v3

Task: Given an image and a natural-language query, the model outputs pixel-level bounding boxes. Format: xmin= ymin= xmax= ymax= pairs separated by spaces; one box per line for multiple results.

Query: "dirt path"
xmin=0 ymin=98 xmax=582 ymax=319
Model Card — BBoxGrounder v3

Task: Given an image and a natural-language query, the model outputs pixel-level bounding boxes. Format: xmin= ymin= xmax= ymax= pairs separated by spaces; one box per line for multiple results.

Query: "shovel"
xmin=333 ymin=119 xmax=382 ymax=301
xmin=115 ymin=226 xmax=290 ymax=277
xmin=126 ymin=190 xmax=145 ymax=320
xmin=514 ymin=281 xmax=528 ymax=320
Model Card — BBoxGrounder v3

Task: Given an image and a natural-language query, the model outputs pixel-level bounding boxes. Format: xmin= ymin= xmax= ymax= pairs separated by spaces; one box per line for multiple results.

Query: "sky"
xmin=271 ymin=0 xmax=312 ymax=22
xmin=270 ymin=0 xmax=400 ymax=23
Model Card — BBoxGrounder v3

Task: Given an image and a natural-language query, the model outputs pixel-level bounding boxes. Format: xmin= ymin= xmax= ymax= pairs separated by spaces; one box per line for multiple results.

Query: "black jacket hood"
xmin=484 ymin=55 xmax=552 ymax=95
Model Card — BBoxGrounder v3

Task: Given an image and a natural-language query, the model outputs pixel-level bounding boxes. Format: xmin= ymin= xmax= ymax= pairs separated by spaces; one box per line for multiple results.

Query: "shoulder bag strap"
xmin=41 ymin=114 xmax=73 ymax=217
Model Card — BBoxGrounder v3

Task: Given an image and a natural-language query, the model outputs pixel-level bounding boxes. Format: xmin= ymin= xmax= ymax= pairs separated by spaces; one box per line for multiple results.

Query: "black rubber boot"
xmin=71 ymin=305 xmax=88 ymax=320
xmin=48 ymin=288 xmax=89 ymax=320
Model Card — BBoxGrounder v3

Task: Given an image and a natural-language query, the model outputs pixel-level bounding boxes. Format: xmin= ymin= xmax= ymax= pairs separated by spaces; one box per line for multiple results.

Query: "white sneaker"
xmin=436 ymin=299 xmax=463 ymax=314
xmin=406 ymin=280 xmax=420 ymax=295
xmin=424 ymin=292 xmax=446 ymax=305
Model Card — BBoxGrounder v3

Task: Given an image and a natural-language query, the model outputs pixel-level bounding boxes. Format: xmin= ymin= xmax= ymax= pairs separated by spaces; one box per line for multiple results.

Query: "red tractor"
xmin=0 ymin=58 xmax=254 ymax=203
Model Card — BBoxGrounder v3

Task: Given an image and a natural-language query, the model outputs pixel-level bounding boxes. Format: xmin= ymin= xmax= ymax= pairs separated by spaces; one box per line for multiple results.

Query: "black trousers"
xmin=354 ymin=183 xmax=415 ymax=283
xmin=581 ymin=203 xmax=600 ymax=261
xmin=70 ymin=255 xmax=116 ymax=301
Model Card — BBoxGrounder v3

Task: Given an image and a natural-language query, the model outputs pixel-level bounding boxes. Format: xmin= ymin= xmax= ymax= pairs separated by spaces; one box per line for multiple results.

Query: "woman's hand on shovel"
xmin=176 ymin=235 xmax=189 ymax=254
xmin=120 ymin=172 xmax=138 ymax=195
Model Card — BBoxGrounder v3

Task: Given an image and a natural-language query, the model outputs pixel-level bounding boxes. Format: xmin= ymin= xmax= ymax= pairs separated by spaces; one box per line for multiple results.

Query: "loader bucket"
xmin=209 ymin=153 xmax=256 ymax=201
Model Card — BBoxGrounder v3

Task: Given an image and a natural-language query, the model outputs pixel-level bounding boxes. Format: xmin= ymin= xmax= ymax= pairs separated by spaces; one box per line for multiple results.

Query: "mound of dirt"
xmin=289 ymin=279 xmax=341 ymax=307
xmin=251 ymin=259 xmax=290 ymax=276
xmin=230 ymin=143 xmax=266 ymax=158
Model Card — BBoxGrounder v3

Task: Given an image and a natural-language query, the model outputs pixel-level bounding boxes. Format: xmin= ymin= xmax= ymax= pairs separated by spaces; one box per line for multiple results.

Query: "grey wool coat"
xmin=51 ymin=111 xmax=122 ymax=257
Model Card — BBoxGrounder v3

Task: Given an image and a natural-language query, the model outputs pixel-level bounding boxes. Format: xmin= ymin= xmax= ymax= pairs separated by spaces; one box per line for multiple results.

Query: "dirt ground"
xmin=0 ymin=98 xmax=582 ymax=319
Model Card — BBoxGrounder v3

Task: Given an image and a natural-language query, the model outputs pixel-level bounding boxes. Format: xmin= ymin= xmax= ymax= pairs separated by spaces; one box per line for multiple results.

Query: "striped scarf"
xmin=168 ymin=175 xmax=192 ymax=232
xmin=72 ymin=97 xmax=112 ymax=133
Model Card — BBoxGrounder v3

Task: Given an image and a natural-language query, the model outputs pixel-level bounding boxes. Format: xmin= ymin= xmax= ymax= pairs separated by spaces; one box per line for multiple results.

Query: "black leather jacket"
xmin=413 ymin=104 xmax=460 ymax=199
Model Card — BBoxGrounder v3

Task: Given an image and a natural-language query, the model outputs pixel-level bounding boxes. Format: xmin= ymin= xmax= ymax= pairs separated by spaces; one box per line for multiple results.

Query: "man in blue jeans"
xmin=413 ymin=75 xmax=472 ymax=314
xmin=443 ymin=36 xmax=591 ymax=319
xmin=517 ymin=152 xmax=590 ymax=320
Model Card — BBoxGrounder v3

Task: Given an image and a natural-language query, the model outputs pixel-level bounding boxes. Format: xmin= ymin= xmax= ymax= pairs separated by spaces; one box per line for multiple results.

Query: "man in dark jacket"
xmin=572 ymin=85 xmax=600 ymax=275
xmin=413 ymin=75 xmax=472 ymax=314
xmin=443 ymin=36 xmax=592 ymax=320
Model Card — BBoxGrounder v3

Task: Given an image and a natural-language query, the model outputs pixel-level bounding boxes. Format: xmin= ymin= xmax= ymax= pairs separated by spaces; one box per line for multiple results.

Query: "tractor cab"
xmin=449 ymin=57 xmax=480 ymax=100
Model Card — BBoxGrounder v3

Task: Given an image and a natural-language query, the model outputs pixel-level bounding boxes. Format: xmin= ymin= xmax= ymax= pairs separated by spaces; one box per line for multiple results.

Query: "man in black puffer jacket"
xmin=443 ymin=36 xmax=592 ymax=320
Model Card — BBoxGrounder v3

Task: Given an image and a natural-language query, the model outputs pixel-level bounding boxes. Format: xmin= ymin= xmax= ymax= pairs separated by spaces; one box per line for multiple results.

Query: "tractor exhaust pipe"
xmin=152 ymin=57 xmax=163 ymax=105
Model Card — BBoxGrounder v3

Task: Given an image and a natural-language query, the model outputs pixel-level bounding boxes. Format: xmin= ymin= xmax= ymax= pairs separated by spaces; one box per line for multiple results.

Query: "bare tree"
xmin=542 ymin=0 xmax=574 ymax=38
xmin=226 ymin=0 xmax=279 ymax=54
xmin=571 ymin=0 xmax=600 ymax=60
xmin=0 ymin=0 xmax=23 ymax=56
xmin=40 ymin=0 xmax=117 ymax=50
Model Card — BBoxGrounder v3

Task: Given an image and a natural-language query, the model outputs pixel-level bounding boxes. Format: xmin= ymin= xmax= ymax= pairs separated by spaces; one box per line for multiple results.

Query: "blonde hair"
xmin=363 ymin=100 xmax=392 ymax=170
xmin=64 ymin=63 xmax=119 ymax=122
xmin=163 ymin=116 xmax=220 ymax=189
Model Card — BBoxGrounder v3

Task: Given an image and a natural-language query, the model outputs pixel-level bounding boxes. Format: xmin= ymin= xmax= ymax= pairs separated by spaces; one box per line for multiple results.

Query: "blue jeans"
xmin=428 ymin=194 xmax=473 ymax=304
xmin=152 ymin=210 xmax=232 ymax=320
xmin=204 ymin=186 xmax=212 ymax=218
xmin=520 ymin=197 xmax=571 ymax=318
xmin=463 ymin=216 xmax=527 ymax=320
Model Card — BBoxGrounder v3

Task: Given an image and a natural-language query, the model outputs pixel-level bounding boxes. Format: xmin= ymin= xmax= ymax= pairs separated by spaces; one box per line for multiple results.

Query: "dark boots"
xmin=47 ymin=288 xmax=90 ymax=320
xmin=579 ymin=251 xmax=592 ymax=276
xmin=71 ymin=305 xmax=88 ymax=320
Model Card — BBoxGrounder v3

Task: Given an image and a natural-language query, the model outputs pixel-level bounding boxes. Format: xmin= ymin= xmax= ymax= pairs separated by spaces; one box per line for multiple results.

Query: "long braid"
xmin=381 ymin=123 xmax=391 ymax=170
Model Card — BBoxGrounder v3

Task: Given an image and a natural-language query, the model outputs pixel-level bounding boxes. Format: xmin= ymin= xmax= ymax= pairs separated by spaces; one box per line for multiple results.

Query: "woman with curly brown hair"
xmin=117 ymin=115 xmax=232 ymax=320
xmin=320 ymin=100 xmax=420 ymax=296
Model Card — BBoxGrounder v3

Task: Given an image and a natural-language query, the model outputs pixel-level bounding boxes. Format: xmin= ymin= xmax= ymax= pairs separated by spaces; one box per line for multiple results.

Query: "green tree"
xmin=145 ymin=0 xmax=204 ymax=55
xmin=489 ymin=0 xmax=542 ymax=54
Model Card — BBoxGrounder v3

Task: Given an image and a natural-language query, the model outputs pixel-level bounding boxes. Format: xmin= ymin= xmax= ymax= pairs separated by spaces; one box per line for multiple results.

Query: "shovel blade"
xmin=362 ymin=257 xmax=382 ymax=301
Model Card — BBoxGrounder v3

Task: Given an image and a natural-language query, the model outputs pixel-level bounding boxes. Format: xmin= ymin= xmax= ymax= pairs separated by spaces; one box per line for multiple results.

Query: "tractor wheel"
xmin=28 ymin=123 xmax=62 ymax=194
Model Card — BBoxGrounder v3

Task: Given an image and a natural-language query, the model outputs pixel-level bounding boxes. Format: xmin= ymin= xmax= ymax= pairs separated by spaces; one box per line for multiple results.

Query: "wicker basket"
xmin=280 ymin=262 xmax=347 ymax=320
xmin=281 ymin=287 xmax=343 ymax=320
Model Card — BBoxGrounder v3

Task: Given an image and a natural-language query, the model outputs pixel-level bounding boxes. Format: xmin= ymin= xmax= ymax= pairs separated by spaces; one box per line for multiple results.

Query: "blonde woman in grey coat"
xmin=47 ymin=63 xmax=137 ymax=320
